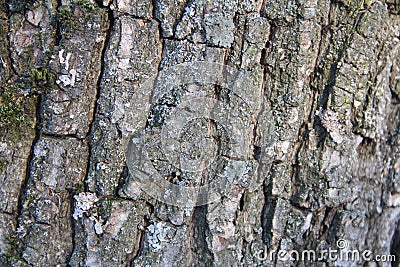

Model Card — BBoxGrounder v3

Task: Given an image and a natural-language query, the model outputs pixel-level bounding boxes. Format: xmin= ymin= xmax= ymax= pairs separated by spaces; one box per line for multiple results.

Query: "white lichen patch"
xmin=56 ymin=69 xmax=77 ymax=86
xmin=69 ymin=69 xmax=77 ymax=86
xmin=73 ymin=192 xmax=99 ymax=220
xmin=0 ymin=141 xmax=7 ymax=153
xmin=388 ymin=193 xmax=400 ymax=207
xmin=147 ymin=222 xmax=175 ymax=250
xmin=301 ymin=213 xmax=313 ymax=232
xmin=317 ymin=108 xmax=351 ymax=144
xmin=59 ymin=49 xmax=71 ymax=70
xmin=57 ymin=49 xmax=77 ymax=86
xmin=73 ymin=192 xmax=104 ymax=234
xmin=93 ymin=219 xmax=103 ymax=235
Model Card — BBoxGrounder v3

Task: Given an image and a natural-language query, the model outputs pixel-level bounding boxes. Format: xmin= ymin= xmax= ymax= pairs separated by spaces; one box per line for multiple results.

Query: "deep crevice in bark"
xmin=1 ymin=0 xmax=399 ymax=265
xmin=84 ymin=5 xmax=114 ymax=192
xmin=5 ymin=2 xmax=16 ymax=76
xmin=66 ymin=189 xmax=77 ymax=266
xmin=115 ymin=164 xmax=129 ymax=197
xmin=390 ymin=221 xmax=400 ymax=266
xmin=261 ymin=182 xmax=276 ymax=246
xmin=15 ymin=94 xmax=43 ymax=264
xmin=319 ymin=8 xmax=365 ymax=110
xmin=190 ymin=205 xmax=214 ymax=266
xmin=54 ymin=0 xmax=62 ymax=46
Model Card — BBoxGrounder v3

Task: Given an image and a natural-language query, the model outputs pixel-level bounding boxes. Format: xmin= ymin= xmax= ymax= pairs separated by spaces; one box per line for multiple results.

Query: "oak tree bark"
xmin=0 ymin=0 xmax=399 ymax=266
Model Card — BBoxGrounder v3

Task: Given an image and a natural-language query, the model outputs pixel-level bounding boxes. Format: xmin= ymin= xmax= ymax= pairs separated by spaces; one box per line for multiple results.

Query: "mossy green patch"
xmin=0 ymin=80 xmax=37 ymax=140
xmin=0 ymin=92 xmax=27 ymax=132
xmin=75 ymin=0 xmax=98 ymax=12
xmin=31 ymin=67 xmax=56 ymax=94
xmin=2 ymin=232 xmax=23 ymax=266
xmin=0 ymin=158 xmax=6 ymax=169
xmin=57 ymin=9 xmax=76 ymax=25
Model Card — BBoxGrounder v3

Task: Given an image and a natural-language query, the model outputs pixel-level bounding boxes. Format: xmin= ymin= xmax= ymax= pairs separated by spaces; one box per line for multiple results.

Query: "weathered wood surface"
xmin=0 ymin=0 xmax=399 ymax=266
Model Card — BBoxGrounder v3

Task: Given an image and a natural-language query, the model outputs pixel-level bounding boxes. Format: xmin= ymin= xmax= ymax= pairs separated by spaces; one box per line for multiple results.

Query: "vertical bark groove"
xmin=1 ymin=0 xmax=399 ymax=266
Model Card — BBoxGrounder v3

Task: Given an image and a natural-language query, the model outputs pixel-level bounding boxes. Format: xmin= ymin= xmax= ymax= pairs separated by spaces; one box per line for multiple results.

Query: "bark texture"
xmin=0 ymin=0 xmax=399 ymax=266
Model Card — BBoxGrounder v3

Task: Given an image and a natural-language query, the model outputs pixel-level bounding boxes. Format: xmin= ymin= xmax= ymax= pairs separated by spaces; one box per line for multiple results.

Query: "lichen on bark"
xmin=0 ymin=0 xmax=399 ymax=266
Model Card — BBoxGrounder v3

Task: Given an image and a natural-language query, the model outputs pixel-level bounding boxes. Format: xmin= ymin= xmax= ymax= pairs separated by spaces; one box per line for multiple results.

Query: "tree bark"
xmin=0 ymin=0 xmax=399 ymax=266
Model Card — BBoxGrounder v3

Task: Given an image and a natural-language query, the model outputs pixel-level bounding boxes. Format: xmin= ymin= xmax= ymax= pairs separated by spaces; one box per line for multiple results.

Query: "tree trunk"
xmin=0 ymin=0 xmax=399 ymax=266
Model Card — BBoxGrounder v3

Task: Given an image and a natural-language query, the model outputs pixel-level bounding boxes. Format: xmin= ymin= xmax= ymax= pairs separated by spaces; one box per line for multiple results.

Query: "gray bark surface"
xmin=0 ymin=0 xmax=399 ymax=266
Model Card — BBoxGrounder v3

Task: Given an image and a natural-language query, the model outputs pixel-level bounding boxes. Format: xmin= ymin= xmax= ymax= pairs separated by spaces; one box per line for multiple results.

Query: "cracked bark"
xmin=0 ymin=0 xmax=400 ymax=266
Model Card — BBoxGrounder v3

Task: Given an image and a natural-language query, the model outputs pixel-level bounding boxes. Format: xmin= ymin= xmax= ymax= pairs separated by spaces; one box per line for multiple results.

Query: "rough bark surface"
xmin=0 ymin=0 xmax=399 ymax=266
